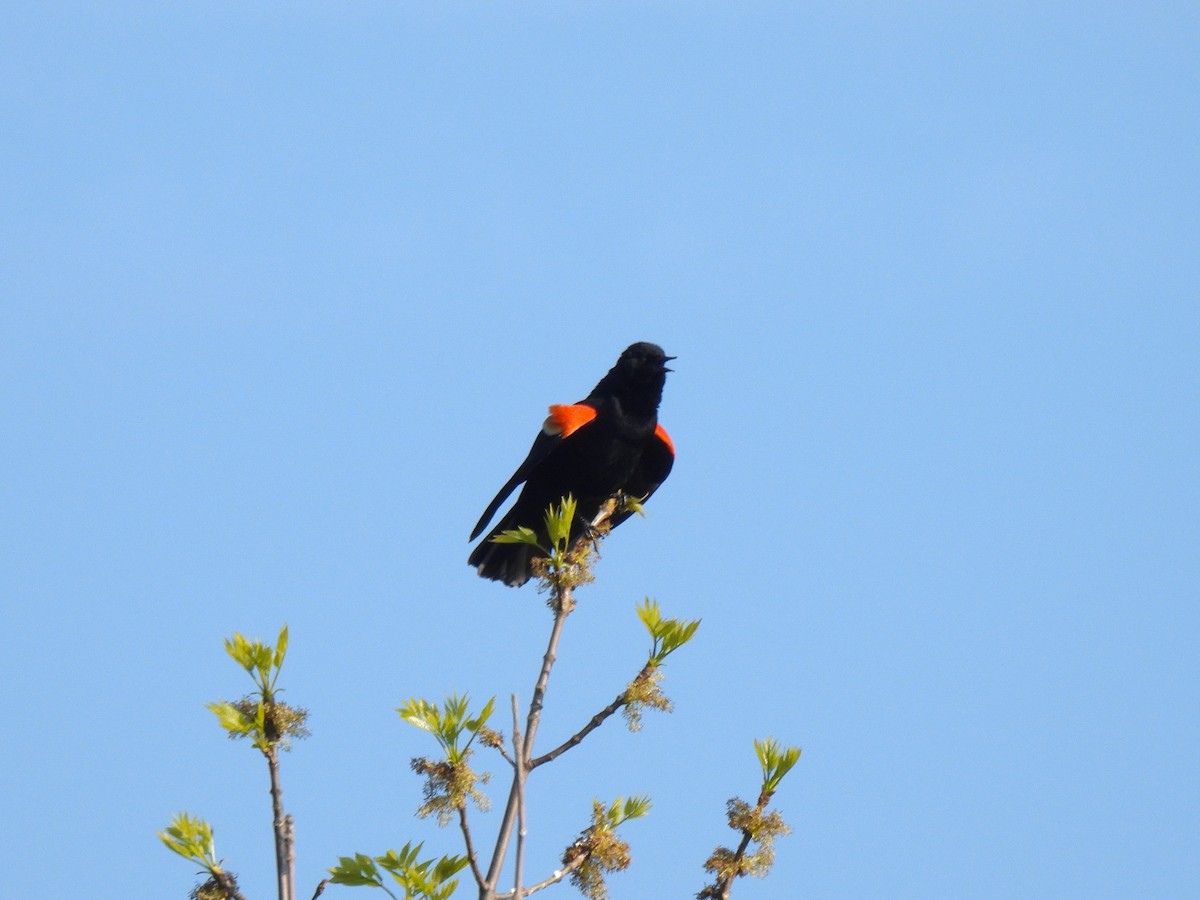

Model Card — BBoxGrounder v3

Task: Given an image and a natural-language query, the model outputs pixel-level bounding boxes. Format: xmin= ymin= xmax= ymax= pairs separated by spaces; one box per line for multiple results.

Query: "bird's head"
xmin=618 ymin=341 xmax=675 ymax=373
xmin=601 ymin=342 xmax=674 ymax=413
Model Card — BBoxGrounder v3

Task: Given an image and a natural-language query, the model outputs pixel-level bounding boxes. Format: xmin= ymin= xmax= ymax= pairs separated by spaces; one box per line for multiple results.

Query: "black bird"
xmin=469 ymin=342 xmax=675 ymax=586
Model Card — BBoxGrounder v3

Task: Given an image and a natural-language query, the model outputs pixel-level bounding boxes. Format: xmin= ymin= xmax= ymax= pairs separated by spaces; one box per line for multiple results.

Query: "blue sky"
xmin=2 ymin=3 xmax=1197 ymax=898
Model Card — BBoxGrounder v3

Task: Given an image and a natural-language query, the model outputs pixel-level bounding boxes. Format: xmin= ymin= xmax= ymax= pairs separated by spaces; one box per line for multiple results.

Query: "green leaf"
xmin=336 ymin=843 xmax=466 ymax=898
xmin=377 ymin=841 xmax=423 ymax=873
xmin=617 ymin=794 xmax=653 ymax=824
xmin=328 ymin=853 xmax=384 ymax=887
xmin=274 ymin=624 xmax=289 ymax=669
xmin=622 ymin=494 xmax=646 ymax=517
xmin=254 ymin=643 xmax=273 ymax=685
xmin=255 ymin=702 xmax=268 ymax=734
xmin=490 ymin=526 xmax=542 ymax=548
xmin=398 ymin=694 xmax=494 ymax=762
xmin=637 ymin=598 xmax=700 ymax=665
xmin=545 ymin=494 xmax=577 ymax=548
xmin=755 ymin=737 xmax=802 ymax=793
xmin=433 ymin=855 xmax=470 ymax=882
xmin=224 ymin=633 xmax=254 ymax=672
xmin=207 ymin=701 xmax=255 ymax=736
xmin=627 ymin=795 xmax=651 ymax=817
xmin=636 ymin=598 xmax=662 ymax=633
xmin=465 ymin=696 xmax=496 ymax=735
xmin=398 ymin=697 xmax=437 ymax=733
xmin=158 ymin=812 xmax=219 ymax=871
xmin=222 ymin=626 xmax=291 ymax=698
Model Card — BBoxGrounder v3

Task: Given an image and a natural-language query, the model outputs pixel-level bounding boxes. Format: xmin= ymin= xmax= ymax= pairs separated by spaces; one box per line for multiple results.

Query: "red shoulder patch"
xmin=654 ymin=423 xmax=675 ymax=456
xmin=543 ymin=403 xmax=598 ymax=438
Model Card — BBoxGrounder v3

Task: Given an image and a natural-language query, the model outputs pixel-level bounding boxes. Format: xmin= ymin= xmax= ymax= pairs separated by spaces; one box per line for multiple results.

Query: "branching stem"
xmin=529 ymin=686 xmax=629 ymax=770
xmin=715 ymin=793 xmax=771 ymax=900
xmin=512 ymin=694 xmax=527 ymax=900
xmin=458 ymin=806 xmax=486 ymax=891
xmin=480 ymin=502 xmax=618 ymax=900
xmin=522 ymin=589 xmax=571 ymax=761
xmin=214 ymin=871 xmax=249 ymax=900
xmin=494 ymin=852 xmax=588 ymax=899
xmin=266 ymin=746 xmax=295 ymax=900
xmin=483 ymin=590 xmax=571 ymax=897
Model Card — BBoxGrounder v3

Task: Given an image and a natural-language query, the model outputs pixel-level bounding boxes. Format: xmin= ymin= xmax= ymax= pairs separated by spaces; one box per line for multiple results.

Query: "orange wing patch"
xmin=543 ymin=403 xmax=598 ymax=438
xmin=654 ymin=423 xmax=675 ymax=456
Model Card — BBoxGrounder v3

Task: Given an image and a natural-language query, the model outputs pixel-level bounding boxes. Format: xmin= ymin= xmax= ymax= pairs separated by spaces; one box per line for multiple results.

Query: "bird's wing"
xmin=610 ymin=423 xmax=675 ymax=528
xmin=469 ymin=403 xmax=599 ymax=540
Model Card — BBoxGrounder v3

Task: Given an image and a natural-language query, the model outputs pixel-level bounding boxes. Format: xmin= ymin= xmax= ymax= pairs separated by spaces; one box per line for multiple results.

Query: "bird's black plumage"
xmin=468 ymin=342 xmax=675 ymax=586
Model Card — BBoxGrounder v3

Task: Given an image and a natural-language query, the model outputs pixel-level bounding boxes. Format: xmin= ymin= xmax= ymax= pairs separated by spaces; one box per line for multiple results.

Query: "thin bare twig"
xmin=484 ymin=779 xmax=519 ymax=897
xmin=457 ymin=806 xmax=487 ymax=891
xmin=494 ymin=740 xmax=516 ymax=768
xmin=529 ymin=687 xmax=629 ymax=770
xmin=495 ymin=852 xmax=588 ymax=899
xmin=484 ymin=597 xmax=571 ymax=893
xmin=512 ymin=694 xmax=526 ymax=900
xmin=521 ymin=589 xmax=571 ymax=760
xmin=266 ymin=746 xmax=294 ymax=900
xmin=285 ymin=815 xmax=296 ymax=900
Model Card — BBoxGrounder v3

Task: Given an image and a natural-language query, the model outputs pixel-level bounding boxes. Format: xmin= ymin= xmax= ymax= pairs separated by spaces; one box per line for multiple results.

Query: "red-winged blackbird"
xmin=469 ymin=342 xmax=675 ymax=586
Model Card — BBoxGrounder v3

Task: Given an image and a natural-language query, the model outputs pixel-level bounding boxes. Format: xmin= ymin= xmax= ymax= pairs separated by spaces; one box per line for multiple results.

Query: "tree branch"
xmin=528 ymin=688 xmax=628 ymax=770
xmin=213 ymin=870 xmax=249 ymax=900
xmin=481 ymin=500 xmax=616 ymax=899
xmin=717 ymin=830 xmax=755 ymax=900
xmin=512 ymin=694 xmax=527 ymax=900
xmin=521 ymin=587 xmax=571 ymax=762
xmin=457 ymin=805 xmax=487 ymax=891
xmin=483 ymin=778 xmax=519 ymax=897
xmin=494 ymin=741 xmax=516 ymax=768
xmin=266 ymin=746 xmax=294 ymax=900
xmin=285 ymin=815 xmax=296 ymax=900
xmin=484 ymin=595 xmax=571 ymax=893
xmin=495 ymin=852 xmax=588 ymax=899
xmin=715 ymin=794 xmax=770 ymax=900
